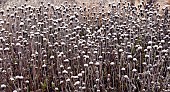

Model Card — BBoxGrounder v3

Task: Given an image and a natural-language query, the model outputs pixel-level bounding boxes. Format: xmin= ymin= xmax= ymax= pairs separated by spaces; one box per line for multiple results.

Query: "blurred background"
xmin=0 ymin=0 xmax=170 ymax=10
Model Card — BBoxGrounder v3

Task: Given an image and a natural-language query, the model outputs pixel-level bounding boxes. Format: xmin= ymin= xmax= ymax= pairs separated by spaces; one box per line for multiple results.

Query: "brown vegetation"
xmin=1 ymin=0 xmax=170 ymax=10
xmin=0 ymin=0 xmax=169 ymax=92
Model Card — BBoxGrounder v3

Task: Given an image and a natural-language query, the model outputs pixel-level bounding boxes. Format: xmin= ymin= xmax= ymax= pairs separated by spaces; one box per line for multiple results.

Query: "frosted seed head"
xmin=67 ymin=67 xmax=71 ymax=70
xmin=71 ymin=76 xmax=78 ymax=79
xmin=153 ymin=45 xmax=158 ymax=49
xmin=119 ymin=49 xmax=123 ymax=52
xmin=158 ymin=45 xmax=162 ymax=49
xmin=10 ymin=77 xmax=14 ymax=81
xmin=25 ymin=80 xmax=29 ymax=83
xmin=64 ymin=59 xmax=69 ymax=63
xmin=93 ymin=51 xmax=98 ymax=54
xmin=19 ymin=76 xmax=24 ymax=79
xmin=66 ymin=78 xmax=70 ymax=82
xmin=82 ymin=86 xmax=86 ymax=89
xmin=55 ymin=87 xmax=59 ymax=90
xmin=42 ymin=64 xmax=46 ymax=68
xmin=148 ymin=41 xmax=152 ymax=44
xmin=74 ymin=81 xmax=80 ymax=86
xmin=1 ymin=84 xmax=6 ymax=88
xmin=2 ymin=70 xmax=6 ymax=73
xmin=99 ymin=56 xmax=102 ymax=59
xmin=50 ymin=55 xmax=54 ymax=59
xmin=95 ymin=62 xmax=100 ymax=66
xmin=133 ymin=58 xmax=137 ymax=61
xmin=132 ymin=69 xmax=137 ymax=72
xmin=110 ymin=62 xmax=115 ymax=65
xmin=62 ymin=70 xmax=68 ymax=74
xmin=96 ymin=78 xmax=99 ymax=82
xmin=147 ymin=46 xmax=152 ymax=50
xmin=13 ymin=90 xmax=17 ymax=92
xmin=137 ymin=46 xmax=142 ymax=50
xmin=60 ymin=81 xmax=63 ymax=84
xmin=121 ymin=67 xmax=125 ymax=71
xmin=142 ymin=62 xmax=147 ymax=65
xmin=78 ymin=73 xmax=82 ymax=77
xmin=19 ymin=22 xmax=24 ymax=26
xmin=60 ymin=65 xmax=64 ymax=68
xmin=167 ymin=66 xmax=170 ymax=70
xmin=127 ymin=55 xmax=132 ymax=59
xmin=162 ymin=49 xmax=168 ymax=53
xmin=161 ymin=40 xmax=165 ymax=43
xmin=145 ymin=54 xmax=149 ymax=58
xmin=89 ymin=61 xmax=93 ymax=65
xmin=84 ymin=64 xmax=88 ymax=67
xmin=61 ymin=42 xmax=65 ymax=45
xmin=124 ymin=75 xmax=129 ymax=79
xmin=16 ymin=42 xmax=21 ymax=46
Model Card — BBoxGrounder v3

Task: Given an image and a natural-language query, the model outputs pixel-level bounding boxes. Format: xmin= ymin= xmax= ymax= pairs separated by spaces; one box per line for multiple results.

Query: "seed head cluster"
xmin=0 ymin=1 xmax=170 ymax=92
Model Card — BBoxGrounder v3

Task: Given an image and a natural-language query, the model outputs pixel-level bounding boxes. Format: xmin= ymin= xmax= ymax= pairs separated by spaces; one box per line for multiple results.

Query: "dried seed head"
xmin=62 ymin=70 xmax=68 ymax=74
xmin=97 ymin=90 xmax=100 ymax=92
xmin=42 ymin=64 xmax=47 ymax=68
xmin=147 ymin=46 xmax=152 ymax=50
xmin=60 ymin=65 xmax=64 ymax=68
xmin=2 ymin=70 xmax=6 ymax=73
xmin=19 ymin=76 xmax=24 ymax=80
xmin=110 ymin=62 xmax=115 ymax=65
xmin=60 ymin=81 xmax=63 ymax=84
xmin=153 ymin=45 xmax=158 ymax=49
xmin=127 ymin=55 xmax=132 ymax=59
xmin=148 ymin=41 xmax=152 ymax=45
xmin=142 ymin=62 xmax=147 ymax=65
xmin=81 ymin=71 xmax=85 ymax=74
xmin=137 ymin=46 xmax=142 ymax=50
xmin=158 ymin=45 xmax=162 ymax=50
xmin=4 ymin=47 xmax=9 ymax=51
xmin=25 ymin=80 xmax=29 ymax=83
xmin=66 ymin=78 xmax=70 ymax=82
xmin=145 ymin=54 xmax=149 ymax=58
xmin=95 ymin=62 xmax=100 ymax=66
xmin=133 ymin=58 xmax=137 ymax=62
xmin=13 ymin=90 xmax=17 ymax=92
xmin=160 ymin=40 xmax=165 ymax=43
xmin=61 ymin=42 xmax=65 ymax=45
xmin=84 ymin=64 xmax=88 ymax=67
xmin=167 ymin=66 xmax=170 ymax=70
xmin=96 ymin=78 xmax=99 ymax=82
xmin=119 ymin=49 xmax=123 ymax=52
xmin=10 ymin=77 xmax=15 ymax=81
xmin=93 ymin=51 xmax=98 ymax=54
xmin=1 ymin=84 xmax=6 ymax=88
xmin=82 ymin=86 xmax=86 ymax=90
xmin=99 ymin=56 xmax=102 ymax=59
xmin=50 ymin=55 xmax=54 ymax=59
xmin=71 ymin=76 xmax=78 ymax=79
xmin=162 ymin=49 xmax=168 ymax=53
xmin=55 ymin=87 xmax=59 ymax=90
xmin=78 ymin=73 xmax=82 ymax=77
xmin=121 ymin=67 xmax=125 ymax=71
xmin=67 ymin=67 xmax=71 ymax=70
xmin=74 ymin=81 xmax=80 ymax=86
xmin=16 ymin=42 xmax=21 ymax=46
xmin=124 ymin=75 xmax=129 ymax=79
xmin=89 ymin=61 xmax=93 ymax=65
xmin=132 ymin=69 xmax=137 ymax=72
xmin=64 ymin=59 xmax=69 ymax=63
